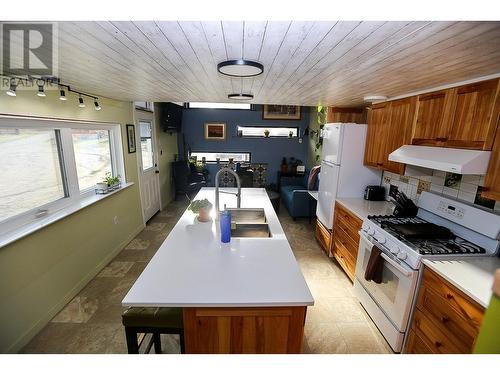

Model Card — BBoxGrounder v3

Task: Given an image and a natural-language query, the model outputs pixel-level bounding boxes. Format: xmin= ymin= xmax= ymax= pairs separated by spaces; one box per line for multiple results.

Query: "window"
xmin=190 ymin=151 xmax=251 ymax=163
xmin=0 ymin=128 xmax=66 ymax=222
xmin=237 ymin=126 xmax=298 ymax=138
xmin=139 ymin=121 xmax=154 ymax=170
xmin=187 ymin=102 xmax=251 ymax=110
xmin=72 ymin=129 xmax=113 ymax=191
xmin=0 ymin=116 xmax=124 ymax=233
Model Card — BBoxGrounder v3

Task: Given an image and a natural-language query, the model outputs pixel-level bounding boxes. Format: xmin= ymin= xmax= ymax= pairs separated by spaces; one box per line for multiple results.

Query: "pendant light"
xmin=217 ymin=59 xmax=263 ymax=77
xmin=78 ymin=95 xmax=85 ymax=108
xmin=228 ymin=93 xmax=254 ymax=100
xmin=37 ymin=80 xmax=46 ymax=97
xmin=6 ymin=78 xmax=17 ymax=96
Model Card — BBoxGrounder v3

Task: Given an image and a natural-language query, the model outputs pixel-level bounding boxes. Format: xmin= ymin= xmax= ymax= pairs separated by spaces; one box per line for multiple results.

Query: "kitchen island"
xmin=122 ymin=188 xmax=314 ymax=353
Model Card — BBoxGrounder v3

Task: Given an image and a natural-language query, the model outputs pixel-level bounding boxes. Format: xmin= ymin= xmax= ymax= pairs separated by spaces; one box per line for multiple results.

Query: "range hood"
xmin=388 ymin=145 xmax=491 ymax=174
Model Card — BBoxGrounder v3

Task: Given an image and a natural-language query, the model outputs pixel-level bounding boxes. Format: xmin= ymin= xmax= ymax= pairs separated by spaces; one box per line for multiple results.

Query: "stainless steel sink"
xmin=231 ymin=223 xmax=271 ymax=238
xmin=221 ymin=208 xmax=271 ymax=238
xmin=225 ymin=208 xmax=267 ymax=224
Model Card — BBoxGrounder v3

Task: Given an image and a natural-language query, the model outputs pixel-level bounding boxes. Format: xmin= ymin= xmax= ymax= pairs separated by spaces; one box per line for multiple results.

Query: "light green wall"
xmin=0 ymin=88 xmax=144 ymax=353
xmin=154 ymin=103 xmax=178 ymax=208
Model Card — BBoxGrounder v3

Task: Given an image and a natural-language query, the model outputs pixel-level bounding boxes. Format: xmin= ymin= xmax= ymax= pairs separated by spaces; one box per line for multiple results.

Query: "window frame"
xmin=237 ymin=125 xmax=299 ymax=138
xmin=189 ymin=151 xmax=252 ymax=163
xmin=0 ymin=115 xmax=125 ymax=235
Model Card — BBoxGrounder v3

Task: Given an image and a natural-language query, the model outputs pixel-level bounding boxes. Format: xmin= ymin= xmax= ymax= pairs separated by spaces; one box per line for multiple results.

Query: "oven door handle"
xmin=379 ymin=251 xmax=413 ymax=278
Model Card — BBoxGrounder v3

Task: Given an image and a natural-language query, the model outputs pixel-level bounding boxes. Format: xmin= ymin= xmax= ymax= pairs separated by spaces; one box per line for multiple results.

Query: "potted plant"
xmin=104 ymin=172 xmax=121 ymax=190
xmin=188 ymin=199 xmax=213 ymax=222
xmin=264 ymin=129 xmax=270 ymax=138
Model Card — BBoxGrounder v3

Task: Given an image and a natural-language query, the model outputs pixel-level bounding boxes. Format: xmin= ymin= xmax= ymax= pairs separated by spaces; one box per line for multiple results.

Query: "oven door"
xmin=355 ymin=232 xmax=419 ymax=331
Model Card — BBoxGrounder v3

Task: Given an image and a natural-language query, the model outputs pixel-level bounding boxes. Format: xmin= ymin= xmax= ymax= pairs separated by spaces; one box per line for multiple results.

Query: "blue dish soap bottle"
xmin=220 ymin=205 xmax=231 ymax=243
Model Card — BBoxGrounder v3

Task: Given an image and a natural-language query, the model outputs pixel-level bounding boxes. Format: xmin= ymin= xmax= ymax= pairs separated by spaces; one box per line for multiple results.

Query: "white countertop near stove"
xmin=423 ymin=257 xmax=500 ymax=308
xmin=335 ymin=198 xmax=395 ymax=220
xmin=122 ymin=187 xmax=314 ymax=308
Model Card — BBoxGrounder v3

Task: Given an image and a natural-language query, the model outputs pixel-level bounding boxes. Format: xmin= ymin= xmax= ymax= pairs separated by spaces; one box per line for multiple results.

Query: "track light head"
xmin=37 ymin=80 xmax=46 ymax=97
xmin=6 ymin=78 xmax=17 ymax=97
xmin=78 ymin=96 xmax=85 ymax=108
xmin=94 ymin=100 xmax=101 ymax=111
xmin=59 ymin=89 xmax=67 ymax=101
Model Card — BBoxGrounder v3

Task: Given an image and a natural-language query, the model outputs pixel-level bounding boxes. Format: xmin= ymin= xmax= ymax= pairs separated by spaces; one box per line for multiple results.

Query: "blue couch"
xmin=280 ymin=171 xmax=319 ymax=220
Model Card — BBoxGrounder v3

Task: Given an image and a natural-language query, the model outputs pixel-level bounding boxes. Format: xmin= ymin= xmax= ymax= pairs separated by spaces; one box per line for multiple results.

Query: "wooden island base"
xmin=183 ymin=306 xmax=307 ymax=353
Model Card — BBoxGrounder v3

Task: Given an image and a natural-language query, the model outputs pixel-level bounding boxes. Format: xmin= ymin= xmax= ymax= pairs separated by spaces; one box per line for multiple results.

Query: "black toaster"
xmin=364 ymin=185 xmax=386 ymax=201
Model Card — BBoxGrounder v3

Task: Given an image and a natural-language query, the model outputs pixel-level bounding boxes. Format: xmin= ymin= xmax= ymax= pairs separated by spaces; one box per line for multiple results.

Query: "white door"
xmin=321 ymin=123 xmax=344 ymax=165
xmin=316 ymin=161 xmax=340 ymax=230
xmin=138 ymin=120 xmax=160 ymax=222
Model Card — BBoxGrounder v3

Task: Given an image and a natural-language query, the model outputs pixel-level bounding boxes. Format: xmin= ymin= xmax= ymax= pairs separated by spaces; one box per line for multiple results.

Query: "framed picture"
xmin=263 ymin=105 xmax=301 ymax=120
xmin=126 ymin=124 xmax=136 ymax=153
xmin=204 ymin=122 xmax=226 ymax=140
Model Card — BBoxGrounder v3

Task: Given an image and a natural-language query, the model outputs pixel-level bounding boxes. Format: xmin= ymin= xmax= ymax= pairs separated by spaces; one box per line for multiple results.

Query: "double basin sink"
xmin=223 ymin=208 xmax=271 ymax=238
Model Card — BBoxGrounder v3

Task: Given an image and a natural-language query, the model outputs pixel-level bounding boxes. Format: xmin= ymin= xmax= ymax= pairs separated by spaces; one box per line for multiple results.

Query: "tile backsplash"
xmin=382 ymin=166 xmax=500 ymax=213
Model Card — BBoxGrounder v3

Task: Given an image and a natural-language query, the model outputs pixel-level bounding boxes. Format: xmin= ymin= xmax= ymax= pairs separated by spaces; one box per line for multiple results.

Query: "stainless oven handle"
xmin=359 ymin=232 xmax=413 ymax=278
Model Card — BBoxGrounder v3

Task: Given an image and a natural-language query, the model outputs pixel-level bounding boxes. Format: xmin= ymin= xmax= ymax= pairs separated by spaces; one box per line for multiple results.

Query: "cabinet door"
xmin=481 ymin=119 xmax=500 ymax=201
xmin=446 ymin=79 xmax=499 ymax=150
xmin=411 ymin=90 xmax=453 ymax=145
xmin=364 ymin=103 xmax=389 ymax=168
xmin=383 ymin=98 xmax=416 ymax=174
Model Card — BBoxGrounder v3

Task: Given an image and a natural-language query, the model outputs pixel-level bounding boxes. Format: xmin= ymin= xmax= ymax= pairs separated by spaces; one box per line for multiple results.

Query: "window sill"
xmin=0 ymin=182 xmax=134 ymax=249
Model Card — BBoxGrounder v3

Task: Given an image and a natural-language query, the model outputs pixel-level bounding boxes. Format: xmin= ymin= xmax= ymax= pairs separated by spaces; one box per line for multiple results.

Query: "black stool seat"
xmin=122 ymin=307 xmax=185 ymax=354
xmin=122 ymin=307 xmax=183 ymax=329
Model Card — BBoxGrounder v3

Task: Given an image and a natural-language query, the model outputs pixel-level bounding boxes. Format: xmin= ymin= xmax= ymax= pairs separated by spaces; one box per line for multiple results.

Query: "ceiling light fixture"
xmin=37 ymin=80 xmax=46 ymax=97
xmin=363 ymin=95 xmax=388 ymax=102
xmin=228 ymin=93 xmax=254 ymax=100
xmin=78 ymin=95 xmax=85 ymax=108
xmin=217 ymin=59 xmax=264 ymax=77
xmin=94 ymin=100 xmax=101 ymax=111
xmin=59 ymin=89 xmax=67 ymax=101
xmin=6 ymin=78 xmax=17 ymax=97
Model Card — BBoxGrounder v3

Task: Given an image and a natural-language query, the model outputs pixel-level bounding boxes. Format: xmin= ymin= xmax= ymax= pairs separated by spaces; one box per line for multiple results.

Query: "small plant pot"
xmin=96 ymin=182 xmax=108 ymax=194
xmin=197 ymin=208 xmax=211 ymax=222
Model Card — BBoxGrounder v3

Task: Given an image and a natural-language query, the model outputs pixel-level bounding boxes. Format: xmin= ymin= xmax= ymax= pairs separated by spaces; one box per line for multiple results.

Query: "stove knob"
xmin=397 ymin=251 xmax=407 ymax=260
xmin=362 ymin=223 xmax=370 ymax=232
xmin=376 ymin=235 xmax=386 ymax=244
xmin=390 ymin=245 xmax=400 ymax=254
xmin=368 ymin=228 xmax=375 ymax=236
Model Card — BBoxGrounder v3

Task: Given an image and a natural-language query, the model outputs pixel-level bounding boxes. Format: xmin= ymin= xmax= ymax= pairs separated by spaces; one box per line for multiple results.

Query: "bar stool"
xmin=122 ymin=307 xmax=185 ymax=354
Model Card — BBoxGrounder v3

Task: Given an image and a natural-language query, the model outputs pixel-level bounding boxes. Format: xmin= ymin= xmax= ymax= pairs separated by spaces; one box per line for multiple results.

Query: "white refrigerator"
xmin=316 ymin=123 xmax=381 ymax=230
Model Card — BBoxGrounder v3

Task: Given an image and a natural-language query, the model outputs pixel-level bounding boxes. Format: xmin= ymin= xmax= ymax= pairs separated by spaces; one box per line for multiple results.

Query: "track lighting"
xmin=59 ymin=89 xmax=67 ymax=101
xmin=6 ymin=78 xmax=17 ymax=97
xmin=78 ymin=95 xmax=85 ymax=108
xmin=37 ymin=80 xmax=46 ymax=97
xmin=94 ymin=100 xmax=101 ymax=111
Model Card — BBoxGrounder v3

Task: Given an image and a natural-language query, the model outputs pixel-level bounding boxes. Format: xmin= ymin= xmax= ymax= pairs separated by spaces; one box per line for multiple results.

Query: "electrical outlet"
xmin=399 ymin=176 xmax=409 ymax=184
xmin=113 ymin=215 xmax=119 ymax=225
xmin=383 ymin=176 xmax=391 ymax=184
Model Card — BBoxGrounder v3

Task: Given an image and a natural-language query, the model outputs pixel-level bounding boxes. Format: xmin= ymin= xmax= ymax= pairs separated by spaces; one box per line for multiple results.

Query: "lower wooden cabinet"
xmin=331 ymin=202 xmax=363 ymax=281
xmin=405 ymin=267 xmax=485 ymax=353
xmin=183 ymin=306 xmax=307 ymax=353
xmin=315 ymin=219 xmax=331 ymax=254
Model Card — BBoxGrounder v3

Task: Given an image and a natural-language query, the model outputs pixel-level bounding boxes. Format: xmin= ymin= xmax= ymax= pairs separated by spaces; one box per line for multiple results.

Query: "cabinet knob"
xmin=446 ymin=293 xmax=454 ymax=300
xmin=435 ymin=341 xmax=442 ymax=348
xmin=441 ymin=315 xmax=450 ymax=323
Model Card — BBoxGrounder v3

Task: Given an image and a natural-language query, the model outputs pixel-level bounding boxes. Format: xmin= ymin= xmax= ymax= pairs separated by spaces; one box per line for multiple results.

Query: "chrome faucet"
xmin=215 ymin=167 xmax=241 ymax=219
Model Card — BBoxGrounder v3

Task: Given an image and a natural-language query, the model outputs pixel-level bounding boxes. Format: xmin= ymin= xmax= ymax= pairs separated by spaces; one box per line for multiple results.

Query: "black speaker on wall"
xmin=158 ymin=102 xmax=183 ymax=132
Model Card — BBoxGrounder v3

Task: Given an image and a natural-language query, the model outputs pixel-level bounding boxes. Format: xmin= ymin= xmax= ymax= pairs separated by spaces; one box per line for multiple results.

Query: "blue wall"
xmin=179 ymin=105 xmax=310 ymax=185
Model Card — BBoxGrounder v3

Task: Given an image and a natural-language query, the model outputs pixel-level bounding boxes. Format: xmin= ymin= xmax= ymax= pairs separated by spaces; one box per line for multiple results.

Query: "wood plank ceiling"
xmin=50 ymin=21 xmax=500 ymax=106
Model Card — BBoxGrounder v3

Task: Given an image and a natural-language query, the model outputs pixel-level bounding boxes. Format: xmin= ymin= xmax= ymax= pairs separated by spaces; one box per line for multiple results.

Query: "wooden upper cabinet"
xmin=482 ymin=120 xmax=500 ymax=201
xmin=384 ymin=97 xmax=417 ymax=174
xmin=327 ymin=107 xmax=367 ymax=124
xmin=364 ymin=99 xmax=415 ymax=174
xmin=364 ymin=103 xmax=389 ymax=169
xmin=411 ymin=78 xmax=499 ymax=150
xmin=411 ymin=90 xmax=452 ymax=146
xmin=446 ymin=79 xmax=500 ymax=150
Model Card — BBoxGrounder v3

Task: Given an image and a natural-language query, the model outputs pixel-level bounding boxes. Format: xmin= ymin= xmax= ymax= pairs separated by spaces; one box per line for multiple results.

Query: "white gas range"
xmin=353 ymin=191 xmax=500 ymax=353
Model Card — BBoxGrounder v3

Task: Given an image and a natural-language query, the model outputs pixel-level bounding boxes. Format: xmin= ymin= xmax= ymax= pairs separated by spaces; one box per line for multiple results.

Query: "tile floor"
xmin=21 ymin=200 xmax=392 ymax=354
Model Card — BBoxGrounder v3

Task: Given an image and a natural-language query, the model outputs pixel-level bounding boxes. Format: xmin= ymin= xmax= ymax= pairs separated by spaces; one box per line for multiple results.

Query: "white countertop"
xmin=335 ymin=198 xmax=395 ymax=220
xmin=122 ymin=188 xmax=314 ymax=308
xmin=423 ymin=257 xmax=500 ymax=308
